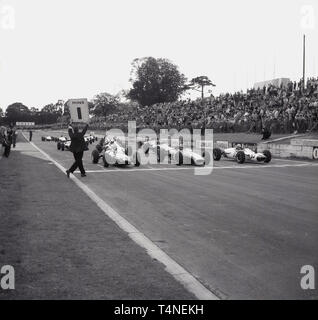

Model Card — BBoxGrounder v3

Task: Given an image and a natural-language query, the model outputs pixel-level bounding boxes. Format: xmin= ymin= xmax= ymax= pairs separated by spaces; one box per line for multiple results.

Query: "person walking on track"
xmin=66 ymin=120 xmax=89 ymax=178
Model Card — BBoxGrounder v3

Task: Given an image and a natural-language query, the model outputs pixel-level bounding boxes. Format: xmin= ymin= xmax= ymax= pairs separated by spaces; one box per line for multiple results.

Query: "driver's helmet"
xmin=235 ymin=144 xmax=243 ymax=150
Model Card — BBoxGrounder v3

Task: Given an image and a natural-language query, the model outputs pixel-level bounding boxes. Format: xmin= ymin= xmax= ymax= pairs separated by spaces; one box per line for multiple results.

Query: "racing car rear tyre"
xmin=96 ymin=144 xmax=103 ymax=153
xmin=91 ymin=149 xmax=100 ymax=164
xmin=236 ymin=150 xmax=245 ymax=164
xmin=57 ymin=142 xmax=61 ymax=150
xmin=126 ymin=146 xmax=133 ymax=157
xmin=176 ymin=151 xmax=183 ymax=166
xmin=157 ymin=149 xmax=166 ymax=163
xmin=61 ymin=144 xmax=65 ymax=151
xmin=134 ymin=152 xmax=141 ymax=167
xmin=263 ymin=150 xmax=272 ymax=163
xmin=102 ymin=155 xmax=109 ymax=167
xmin=203 ymin=151 xmax=211 ymax=166
xmin=213 ymin=148 xmax=222 ymax=161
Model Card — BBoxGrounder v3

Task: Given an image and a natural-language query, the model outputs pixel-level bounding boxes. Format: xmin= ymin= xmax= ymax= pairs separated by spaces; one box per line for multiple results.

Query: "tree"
xmin=127 ymin=57 xmax=187 ymax=106
xmin=91 ymin=92 xmax=120 ymax=120
xmin=5 ymin=102 xmax=30 ymax=123
xmin=42 ymin=103 xmax=62 ymax=114
xmin=30 ymin=107 xmax=39 ymax=114
xmin=187 ymin=76 xmax=216 ymax=99
xmin=0 ymin=107 xmax=4 ymax=125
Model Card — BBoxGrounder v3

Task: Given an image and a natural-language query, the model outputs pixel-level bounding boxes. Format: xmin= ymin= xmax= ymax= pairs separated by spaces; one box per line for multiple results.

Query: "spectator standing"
xmin=0 ymin=126 xmax=6 ymax=157
xmin=3 ymin=125 xmax=14 ymax=157
xmin=10 ymin=123 xmax=17 ymax=148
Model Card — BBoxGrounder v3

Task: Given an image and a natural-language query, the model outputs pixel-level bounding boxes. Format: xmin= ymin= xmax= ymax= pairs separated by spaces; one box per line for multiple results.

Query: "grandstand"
xmin=89 ymin=77 xmax=318 ymax=135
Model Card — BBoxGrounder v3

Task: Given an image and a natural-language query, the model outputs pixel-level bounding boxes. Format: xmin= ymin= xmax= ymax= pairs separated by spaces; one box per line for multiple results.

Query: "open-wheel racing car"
xmin=41 ymin=135 xmax=53 ymax=142
xmin=84 ymin=133 xmax=98 ymax=144
xmin=91 ymin=137 xmax=141 ymax=167
xmin=142 ymin=138 xmax=210 ymax=166
xmin=213 ymin=145 xmax=272 ymax=164
xmin=57 ymin=136 xmax=69 ymax=151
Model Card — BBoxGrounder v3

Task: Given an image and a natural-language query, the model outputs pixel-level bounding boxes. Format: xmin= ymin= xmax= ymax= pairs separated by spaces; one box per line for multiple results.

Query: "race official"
xmin=3 ymin=125 xmax=14 ymax=157
xmin=66 ymin=121 xmax=89 ymax=178
xmin=10 ymin=123 xmax=17 ymax=148
xmin=0 ymin=126 xmax=6 ymax=157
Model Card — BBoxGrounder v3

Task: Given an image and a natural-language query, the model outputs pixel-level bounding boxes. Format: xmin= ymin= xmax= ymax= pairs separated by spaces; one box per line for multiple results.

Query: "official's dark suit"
xmin=68 ymin=124 xmax=88 ymax=175
xmin=4 ymin=128 xmax=13 ymax=157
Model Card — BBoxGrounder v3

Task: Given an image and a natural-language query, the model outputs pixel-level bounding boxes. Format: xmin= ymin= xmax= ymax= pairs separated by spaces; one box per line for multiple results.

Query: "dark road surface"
xmin=0 ymin=134 xmax=195 ymax=300
xmin=1 ymin=130 xmax=317 ymax=299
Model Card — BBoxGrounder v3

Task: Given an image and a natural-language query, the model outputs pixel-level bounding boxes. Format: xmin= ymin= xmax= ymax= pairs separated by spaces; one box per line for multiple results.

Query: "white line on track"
xmin=22 ymin=133 xmax=219 ymax=300
xmin=83 ymin=162 xmax=318 ymax=174
xmin=266 ymin=134 xmax=305 ymax=143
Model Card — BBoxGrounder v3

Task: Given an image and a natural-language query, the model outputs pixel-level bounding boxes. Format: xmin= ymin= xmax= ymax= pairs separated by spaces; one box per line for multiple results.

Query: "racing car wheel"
xmin=176 ymin=151 xmax=183 ymax=166
xmin=213 ymin=148 xmax=222 ymax=161
xmin=102 ymin=155 xmax=109 ymax=167
xmin=263 ymin=150 xmax=272 ymax=163
xmin=91 ymin=149 xmax=99 ymax=164
xmin=236 ymin=150 xmax=245 ymax=164
xmin=203 ymin=151 xmax=212 ymax=166
xmin=134 ymin=151 xmax=141 ymax=167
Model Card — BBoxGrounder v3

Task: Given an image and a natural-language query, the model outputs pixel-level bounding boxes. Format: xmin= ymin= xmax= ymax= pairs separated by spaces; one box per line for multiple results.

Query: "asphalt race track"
xmin=12 ymin=131 xmax=318 ymax=299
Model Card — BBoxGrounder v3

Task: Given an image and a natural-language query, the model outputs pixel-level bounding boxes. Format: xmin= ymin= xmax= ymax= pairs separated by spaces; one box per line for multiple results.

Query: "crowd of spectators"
xmin=90 ymin=78 xmax=318 ymax=134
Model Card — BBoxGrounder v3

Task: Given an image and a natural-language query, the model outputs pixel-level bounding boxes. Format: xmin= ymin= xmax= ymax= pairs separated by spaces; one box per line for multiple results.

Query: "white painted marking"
xmin=265 ymin=134 xmax=305 ymax=143
xmin=273 ymin=158 xmax=308 ymax=163
xmin=83 ymin=162 xmax=318 ymax=174
xmin=21 ymin=133 xmax=218 ymax=300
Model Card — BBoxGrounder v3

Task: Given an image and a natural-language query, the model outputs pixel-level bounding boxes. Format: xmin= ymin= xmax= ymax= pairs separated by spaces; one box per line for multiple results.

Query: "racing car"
xmin=41 ymin=135 xmax=53 ymax=142
xmin=41 ymin=135 xmax=59 ymax=142
xmin=213 ymin=145 xmax=272 ymax=164
xmin=91 ymin=137 xmax=140 ymax=167
xmin=57 ymin=136 xmax=69 ymax=151
xmin=57 ymin=135 xmax=91 ymax=151
xmin=84 ymin=133 xmax=98 ymax=144
xmin=142 ymin=138 xmax=209 ymax=166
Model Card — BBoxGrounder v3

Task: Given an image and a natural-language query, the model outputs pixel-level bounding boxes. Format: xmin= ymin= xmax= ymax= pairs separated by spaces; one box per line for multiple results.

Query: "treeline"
xmin=0 ymin=57 xmax=216 ymax=126
xmin=0 ymin=102 xmax=65 ymax=126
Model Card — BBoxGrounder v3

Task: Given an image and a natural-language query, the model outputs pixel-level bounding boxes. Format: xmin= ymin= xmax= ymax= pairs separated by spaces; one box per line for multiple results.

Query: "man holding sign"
xmin=65 ymin=98 xmax=90 ymax=178
xmin=66 ymin=120 xmax=89 ymax=178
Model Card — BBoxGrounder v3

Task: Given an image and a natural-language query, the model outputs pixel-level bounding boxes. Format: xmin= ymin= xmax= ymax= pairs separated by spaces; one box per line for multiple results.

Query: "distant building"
xmin=254 ymin=78 xmax=291 ymax=90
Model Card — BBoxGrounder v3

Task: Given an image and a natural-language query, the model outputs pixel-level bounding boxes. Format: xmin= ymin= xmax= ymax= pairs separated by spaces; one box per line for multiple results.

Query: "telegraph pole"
xmin=303 ymin=34 xmax=306 ymax=90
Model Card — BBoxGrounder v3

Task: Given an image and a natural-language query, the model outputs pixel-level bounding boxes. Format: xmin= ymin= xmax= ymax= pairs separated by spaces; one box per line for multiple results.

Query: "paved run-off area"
xmin=1 ymin=131 xmax=318 ymax=299
xmin=0 ymin=134 xmax=195 ymax=299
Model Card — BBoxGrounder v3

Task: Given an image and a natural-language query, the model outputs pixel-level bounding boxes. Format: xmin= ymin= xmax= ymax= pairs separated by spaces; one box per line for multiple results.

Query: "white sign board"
xmin=16 ymin=122 xmax=35 ymax=126
xmin=67 ymin=98 xmax=89 ymax=123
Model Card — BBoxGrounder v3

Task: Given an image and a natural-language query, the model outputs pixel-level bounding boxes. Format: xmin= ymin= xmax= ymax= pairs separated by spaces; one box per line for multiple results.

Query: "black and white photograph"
xmin=0 ymin=0 xmax=317 ymax=311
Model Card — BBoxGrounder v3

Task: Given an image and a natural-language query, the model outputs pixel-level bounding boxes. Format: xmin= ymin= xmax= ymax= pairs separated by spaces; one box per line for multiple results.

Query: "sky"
xmin=0 ymin=0 xmax=317 ymax=110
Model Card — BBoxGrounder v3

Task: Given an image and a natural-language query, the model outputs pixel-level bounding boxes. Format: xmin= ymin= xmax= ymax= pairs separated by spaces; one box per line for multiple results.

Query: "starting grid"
xmin=30 ymin=130 xmax=318 ymax=175
xmin=82 ymin=159 xmax=318 ymax=174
